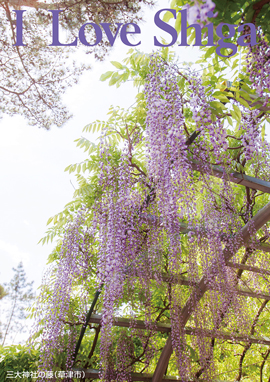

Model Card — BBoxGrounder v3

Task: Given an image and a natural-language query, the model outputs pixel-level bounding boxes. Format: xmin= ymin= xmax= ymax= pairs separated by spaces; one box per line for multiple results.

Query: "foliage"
xmin=210 ymin=0 xmax=270 ymax=40
xmin=0 ymin=344 xmax=39 ymax=382
xmin=169 ymin=0 xmax=270 ymax=35
xmin=165 ymin=0 xmax=270 ymax=55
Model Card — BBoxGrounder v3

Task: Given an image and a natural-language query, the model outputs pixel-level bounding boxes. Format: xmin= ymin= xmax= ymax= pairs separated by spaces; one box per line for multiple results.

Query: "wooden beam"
xmin=143 ymin=214 xmax=229 ymax=241
xmin=87 ymin=314 xmax=270 ymax=346
xmin=152 ymin=201 xmax=270 ymax=382
xmin=227 ymin=262 xmax=270 ymax=276
xmin=142 ymin=214 xmax=190 ymax=234
xmin=132 ymin=272 xmax=270 ymax=301
xmin=145 ymin=215 xmax=270 ymax=251
xmin=160 ymin=273 xmax=194 ymax=286
xmin=184 ymin=327 xmax=270 ymax=346
xmin=236 ymin=287 xmax=270 ymax=300
xmin=256 ymin=243 xmax=270 ymax=253
xmin=190 ymin=161 xmax=270 ymax=194
xmin=88 ymin=314 xmax=171 ymax=332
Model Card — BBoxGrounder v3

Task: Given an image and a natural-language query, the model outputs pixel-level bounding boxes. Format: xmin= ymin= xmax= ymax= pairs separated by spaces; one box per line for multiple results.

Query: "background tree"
xmin=0 ymin=0 xmax=152 ymax=128
xmin=1 ymin=262 xmax=34 ymax=346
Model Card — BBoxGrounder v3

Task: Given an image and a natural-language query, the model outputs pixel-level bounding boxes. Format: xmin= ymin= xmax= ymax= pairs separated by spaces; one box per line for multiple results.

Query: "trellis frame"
xmin=73 ymin=166 xmax=270 ymax=381
xmin=152 ymin=199 xmax=270 ymax=382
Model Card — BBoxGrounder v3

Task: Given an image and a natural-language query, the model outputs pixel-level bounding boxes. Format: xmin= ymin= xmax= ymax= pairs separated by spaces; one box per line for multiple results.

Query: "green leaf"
xmin=163 ymin=10 xmax=175 ymax=23
xmin=100 ymin=71 xmax=113 ymax=81
xmin=204 ymin=46 xmax=216 ymax=59
xmin=47 ymin=216 xmax=53 ymax=225
xmin=231 ymin=109 xmax=239 ymax=122
xmin=262 ymin=124 xmax=265 ymax=141
xmin=212 ymin=92 xmax=230 ymax=103
xmin=109 ymin=72 xmax=120 ymax=86
xmin=232 ymin=104 xmax=241 ymax=121
xmin=238 ymin=97 xmax=250 ymax=108
xmin=227 ymin=115 xmax=233 ymax=126
xmin=238 ymin=90 xmax=252 ymax=102
xmin=110 ymin=61 xmax=123 ymax=69
xmin=231 ymin=59 xmax=239 ymax=70
xmin=210 ymin=100 xmax=226 ymax=111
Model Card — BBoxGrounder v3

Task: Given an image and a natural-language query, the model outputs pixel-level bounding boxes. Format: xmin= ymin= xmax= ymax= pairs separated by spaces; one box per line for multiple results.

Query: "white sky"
xmin=1 ymin=0 xmax=267 ymax=345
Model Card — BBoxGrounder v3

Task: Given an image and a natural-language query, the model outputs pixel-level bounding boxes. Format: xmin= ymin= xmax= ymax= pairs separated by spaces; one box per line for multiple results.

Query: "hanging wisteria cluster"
xmin=247 ymin=31 xmax=270 ymax=99
xmin=33 ymin=208 xmax=94 ymax=377
xmin=36 ymin=37 xmax=270 ymax=381
xmin=143 ymin=57 xmax=246 ymax=380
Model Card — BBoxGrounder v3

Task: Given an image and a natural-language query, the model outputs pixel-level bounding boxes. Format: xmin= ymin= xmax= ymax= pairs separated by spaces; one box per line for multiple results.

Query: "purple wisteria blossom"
xmin=35 ymin=43 xmax=270 ymax=381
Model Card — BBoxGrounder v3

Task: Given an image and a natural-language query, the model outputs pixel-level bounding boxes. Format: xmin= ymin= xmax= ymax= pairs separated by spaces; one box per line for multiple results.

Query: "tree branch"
xmin=252 ymin=0 xmax=270 ymax=23
xmin=236 ymin=299 xmax=268 ymax=381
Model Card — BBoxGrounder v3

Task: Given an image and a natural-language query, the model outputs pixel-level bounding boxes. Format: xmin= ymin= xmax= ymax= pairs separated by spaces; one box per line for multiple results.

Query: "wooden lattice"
xmin=73 ymin=166 xmax=270 ymax=381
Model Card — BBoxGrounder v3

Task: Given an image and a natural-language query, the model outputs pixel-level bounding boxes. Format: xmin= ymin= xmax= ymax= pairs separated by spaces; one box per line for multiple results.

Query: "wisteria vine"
xmin=35 ymin=35 xmax=270 ymax=381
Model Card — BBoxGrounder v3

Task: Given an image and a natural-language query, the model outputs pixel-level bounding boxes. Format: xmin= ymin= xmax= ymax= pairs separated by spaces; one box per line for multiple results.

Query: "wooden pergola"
xmin=73 ymin=163 xmax=270 ymax=381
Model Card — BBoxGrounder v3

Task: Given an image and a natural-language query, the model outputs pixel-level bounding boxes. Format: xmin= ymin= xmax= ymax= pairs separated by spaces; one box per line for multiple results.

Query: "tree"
xmin=1 ymin=262 xmax=34 ymax=346
xmin=0 ymin=0 xmax=152 ymax=128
